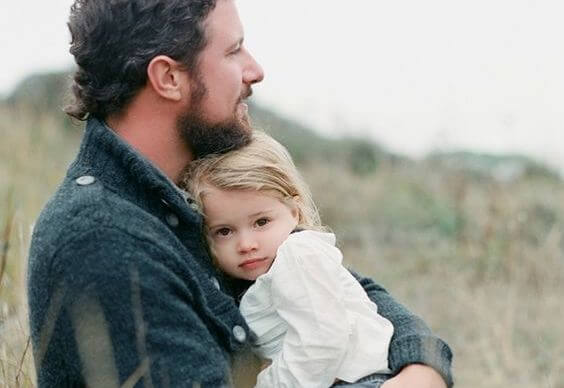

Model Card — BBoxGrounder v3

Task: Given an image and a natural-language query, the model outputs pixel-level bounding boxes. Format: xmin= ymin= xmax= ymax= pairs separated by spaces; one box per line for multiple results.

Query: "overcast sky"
xmin=2 ymin=0 xmax=563 ymax=171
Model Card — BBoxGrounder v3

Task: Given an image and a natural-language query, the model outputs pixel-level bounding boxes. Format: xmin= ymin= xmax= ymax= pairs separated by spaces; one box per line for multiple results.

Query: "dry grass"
xmin=1 ymin=103 xmax=563 ymax=387
xmin=0 ymin=105 xmax=79 ymax=387
xmin=1 ymin=184 xmax=35 ymax=387
xmin=305 ymin=162 xmax=564 ymax=387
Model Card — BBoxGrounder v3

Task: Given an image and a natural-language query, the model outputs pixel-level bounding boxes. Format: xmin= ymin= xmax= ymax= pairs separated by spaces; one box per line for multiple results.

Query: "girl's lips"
xmin=239 ymin=257 xmax=268 ymax=270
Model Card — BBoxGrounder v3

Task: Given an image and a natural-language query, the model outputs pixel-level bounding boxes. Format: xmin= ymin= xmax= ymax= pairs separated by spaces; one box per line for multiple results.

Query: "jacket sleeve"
xmin=350 ymin=270 xmax=453 ymax=388
xmin=255 ymin=235 xmax=350 ymax=388
xmin=40 ymin=227 xmax=231 ymax=387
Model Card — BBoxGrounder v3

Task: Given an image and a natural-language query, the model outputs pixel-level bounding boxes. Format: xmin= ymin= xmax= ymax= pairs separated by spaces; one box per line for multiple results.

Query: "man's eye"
xmin=256 ymin=218 xmax=270 ymax=227
xmin=229 ymin=45 xmax=242 ymax=55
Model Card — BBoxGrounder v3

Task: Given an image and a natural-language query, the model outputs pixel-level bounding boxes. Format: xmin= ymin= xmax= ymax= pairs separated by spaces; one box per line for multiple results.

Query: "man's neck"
xmin=106 ymin=94 xmax=193 ymax=183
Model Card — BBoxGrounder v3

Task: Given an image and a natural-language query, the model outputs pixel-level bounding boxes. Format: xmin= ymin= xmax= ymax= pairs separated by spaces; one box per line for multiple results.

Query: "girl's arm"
xmin=350 ymin=271 xmax=453 ymax=388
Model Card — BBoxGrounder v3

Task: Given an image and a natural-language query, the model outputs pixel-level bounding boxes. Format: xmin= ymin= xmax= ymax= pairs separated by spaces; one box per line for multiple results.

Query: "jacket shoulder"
xmin=31 ymin=174 xmax=160 ymax=260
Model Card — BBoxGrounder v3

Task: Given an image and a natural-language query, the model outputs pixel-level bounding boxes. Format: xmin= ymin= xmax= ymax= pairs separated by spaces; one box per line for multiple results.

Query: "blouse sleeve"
xmin=255 ymin=232 xmax=350 ymax=388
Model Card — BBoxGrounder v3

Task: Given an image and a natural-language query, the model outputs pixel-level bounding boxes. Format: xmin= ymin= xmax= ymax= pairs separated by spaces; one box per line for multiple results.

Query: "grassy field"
xmin=1 ymin=102 xmax=563 ymax=387
xmin=311 ymin=162 xmax=564 ymax=387
xmin=0 ymin=105 xmax=81 ymax=387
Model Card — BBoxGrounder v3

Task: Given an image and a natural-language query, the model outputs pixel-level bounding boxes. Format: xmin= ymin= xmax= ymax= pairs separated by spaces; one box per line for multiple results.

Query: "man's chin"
xmin=239 ymin=114 xmax=252 ymax=134
xmin=177 ymin=111 xmax=253 ymax=159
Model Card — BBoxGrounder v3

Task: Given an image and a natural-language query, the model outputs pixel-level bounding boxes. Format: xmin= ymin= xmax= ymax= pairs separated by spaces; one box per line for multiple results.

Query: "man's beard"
xmin=177 ymin=76 xmax=253 ymax=160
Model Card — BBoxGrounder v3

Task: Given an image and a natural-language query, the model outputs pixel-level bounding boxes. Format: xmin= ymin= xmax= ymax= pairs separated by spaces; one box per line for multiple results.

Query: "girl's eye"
xmin=255 ymin=218 xmax=270 ymax=227
xmin=215 ymin=227 xmax=231 ymax=237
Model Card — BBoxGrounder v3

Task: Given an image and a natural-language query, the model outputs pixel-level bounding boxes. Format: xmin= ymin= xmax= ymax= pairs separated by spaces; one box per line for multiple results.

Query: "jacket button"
xmin=232 ymin=325 xmax=247 ymax=343
xmin=166 ymin=213 xmax=179 ymax=227
xmin=76 ymin=175 xmax=95 ymax=186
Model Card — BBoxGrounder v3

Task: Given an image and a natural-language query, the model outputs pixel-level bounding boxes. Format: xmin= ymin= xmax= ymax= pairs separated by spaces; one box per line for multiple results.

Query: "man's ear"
xmin=146 ymin=55 xmax=189 ymax=102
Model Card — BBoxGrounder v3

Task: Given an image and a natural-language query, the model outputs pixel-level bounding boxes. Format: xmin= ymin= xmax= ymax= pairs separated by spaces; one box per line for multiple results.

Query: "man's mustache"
xmin=241 ymin=87 xmax=253 ymax=101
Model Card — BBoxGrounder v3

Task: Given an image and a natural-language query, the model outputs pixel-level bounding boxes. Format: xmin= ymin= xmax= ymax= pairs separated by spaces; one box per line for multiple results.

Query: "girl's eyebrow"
xmin=248 ymin=209 xmax=274 ymax=219
xmin=207 ymin=221 xmax=229 ymax=230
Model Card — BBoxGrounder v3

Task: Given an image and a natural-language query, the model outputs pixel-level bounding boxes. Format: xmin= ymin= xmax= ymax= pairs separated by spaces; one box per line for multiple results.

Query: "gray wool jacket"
xmin=27 ymin=118 xmax=453 ymax=387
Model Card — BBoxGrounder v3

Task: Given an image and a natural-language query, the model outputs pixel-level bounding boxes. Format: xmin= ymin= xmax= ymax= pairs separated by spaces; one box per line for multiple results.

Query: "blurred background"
xmin=1 ymin=0 xmax=563 ymax=387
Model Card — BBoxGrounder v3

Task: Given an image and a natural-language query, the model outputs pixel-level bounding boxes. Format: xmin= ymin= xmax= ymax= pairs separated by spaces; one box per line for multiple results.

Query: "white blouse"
xmin=240 ymin=230 xmax=394 ymax=388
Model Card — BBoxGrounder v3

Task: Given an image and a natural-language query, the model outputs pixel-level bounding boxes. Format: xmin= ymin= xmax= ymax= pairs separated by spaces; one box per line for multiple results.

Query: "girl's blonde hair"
xmin=183 ymin=130 xmax=324 ymax=230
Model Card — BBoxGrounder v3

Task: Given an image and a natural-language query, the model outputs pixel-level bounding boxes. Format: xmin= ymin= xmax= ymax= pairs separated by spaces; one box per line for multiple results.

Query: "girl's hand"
xmin=381 ymin=364 xmax=447 ymax=388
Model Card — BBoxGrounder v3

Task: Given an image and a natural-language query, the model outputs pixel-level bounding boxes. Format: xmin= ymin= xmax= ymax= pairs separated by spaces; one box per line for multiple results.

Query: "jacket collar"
xmin=67 ymin=117 xmax=197 ymax=223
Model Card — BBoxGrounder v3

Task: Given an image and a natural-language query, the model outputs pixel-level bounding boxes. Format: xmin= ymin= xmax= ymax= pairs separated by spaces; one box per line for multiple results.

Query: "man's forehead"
xmin=202 ymin=0 xmax=244 ymax=44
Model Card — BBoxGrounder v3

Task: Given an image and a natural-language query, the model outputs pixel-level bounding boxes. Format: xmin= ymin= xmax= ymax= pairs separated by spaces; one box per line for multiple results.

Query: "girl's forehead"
xmin=202 ymin=185 xmax=284 ymax=202
xmin=202 ymin=187 xmax=292 ymax=219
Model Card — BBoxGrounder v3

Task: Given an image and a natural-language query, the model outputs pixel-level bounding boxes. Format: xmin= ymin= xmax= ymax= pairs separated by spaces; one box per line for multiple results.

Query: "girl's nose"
xmin=237 ymin=232 xmax=258 ymax=254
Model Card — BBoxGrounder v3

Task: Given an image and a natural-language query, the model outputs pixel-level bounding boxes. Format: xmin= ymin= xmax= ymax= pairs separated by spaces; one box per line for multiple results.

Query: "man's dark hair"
xmin=65 ymin=0 xmax=218 ymax=120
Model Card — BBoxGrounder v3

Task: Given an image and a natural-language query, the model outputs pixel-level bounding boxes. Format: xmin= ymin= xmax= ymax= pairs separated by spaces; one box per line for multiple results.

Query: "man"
xmin=28 ymin=0 xmax=453 ymax=386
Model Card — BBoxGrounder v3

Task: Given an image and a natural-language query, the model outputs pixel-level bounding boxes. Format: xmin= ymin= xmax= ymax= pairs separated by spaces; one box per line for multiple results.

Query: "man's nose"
xmin=243 ymin=49 xmax=264 ymax=85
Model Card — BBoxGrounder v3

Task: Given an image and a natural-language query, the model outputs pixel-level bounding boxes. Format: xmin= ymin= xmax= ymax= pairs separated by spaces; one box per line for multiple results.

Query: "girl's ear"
xmin=290 ymin=195 xmax=300 ymax=223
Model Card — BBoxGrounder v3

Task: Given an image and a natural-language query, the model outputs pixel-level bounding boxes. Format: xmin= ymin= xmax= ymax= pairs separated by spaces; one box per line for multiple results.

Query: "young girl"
xmin=185 ymin=131 xmax=394 ymax=388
